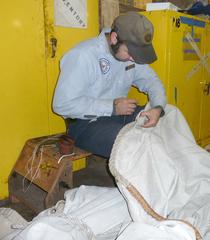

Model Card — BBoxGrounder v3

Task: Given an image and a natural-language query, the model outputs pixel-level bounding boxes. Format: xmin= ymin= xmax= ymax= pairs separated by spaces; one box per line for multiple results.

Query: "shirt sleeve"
xmin=53 ymin=50 xmax=113 ymax=119
xmin=133 ymin=64 xmax=167 ymax=109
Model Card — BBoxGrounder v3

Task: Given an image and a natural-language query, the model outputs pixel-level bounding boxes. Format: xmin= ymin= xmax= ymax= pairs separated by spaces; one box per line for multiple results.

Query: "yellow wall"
xmin=0 ymin=0 xmax=99 ymax=199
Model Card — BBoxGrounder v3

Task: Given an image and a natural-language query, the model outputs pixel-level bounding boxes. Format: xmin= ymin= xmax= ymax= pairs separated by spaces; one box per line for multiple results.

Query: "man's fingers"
xmin=139 ymin=109 xmax=161 ymax=128
xmin=114 ymin=98 xmax=138 ymax=115
xmin=125 ymin=108 xmax=135 ymax=115
xmin=140 ymin=111 xmax=147 ymax=116
xmin=142 ymin=120 xmax=156 ymax=128
xmin=129 ymin=103 xmax=137 ymax=109
xmin=127 ymin=99 xmax=138 ymax=104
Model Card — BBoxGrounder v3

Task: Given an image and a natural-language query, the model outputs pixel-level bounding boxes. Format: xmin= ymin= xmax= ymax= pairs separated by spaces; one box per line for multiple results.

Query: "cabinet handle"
xmin=174 ymin=87 xmax=177 ymax=104
xmin=50 ymin=37 xmax=57 ymax=58
xmin=203 ymin=82 xmax=210 ymax=95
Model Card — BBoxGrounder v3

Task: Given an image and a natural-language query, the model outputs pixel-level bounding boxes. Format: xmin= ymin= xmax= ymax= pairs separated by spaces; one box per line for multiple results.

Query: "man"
xmin=53 ymin=11 xmax=167 ymax=158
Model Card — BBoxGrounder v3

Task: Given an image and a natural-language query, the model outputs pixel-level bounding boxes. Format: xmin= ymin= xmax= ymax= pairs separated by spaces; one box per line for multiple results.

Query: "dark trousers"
xmin=67 ymin=106 xmax=144 ymax=158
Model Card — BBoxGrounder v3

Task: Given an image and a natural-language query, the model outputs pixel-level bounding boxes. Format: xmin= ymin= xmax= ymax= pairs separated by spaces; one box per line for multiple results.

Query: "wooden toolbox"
xmin=9 ymin=134 xmax=91 ymax=213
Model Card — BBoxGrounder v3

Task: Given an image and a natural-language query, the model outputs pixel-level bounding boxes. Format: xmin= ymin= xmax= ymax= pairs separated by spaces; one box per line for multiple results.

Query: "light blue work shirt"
xmin=53 ymin=29 xmax=166 ymax=120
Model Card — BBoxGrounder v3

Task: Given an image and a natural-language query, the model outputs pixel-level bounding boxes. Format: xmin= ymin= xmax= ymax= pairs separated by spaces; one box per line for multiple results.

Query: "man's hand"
xmin=140 ymin=107 xmax=162 ymax=128
xmin=113 ymin=98 xmax=137 ymax=115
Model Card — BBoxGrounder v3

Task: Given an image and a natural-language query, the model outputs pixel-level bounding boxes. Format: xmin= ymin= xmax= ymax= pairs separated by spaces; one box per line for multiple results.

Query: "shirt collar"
xmin=98 ymin=28 xmax=111 ymax=54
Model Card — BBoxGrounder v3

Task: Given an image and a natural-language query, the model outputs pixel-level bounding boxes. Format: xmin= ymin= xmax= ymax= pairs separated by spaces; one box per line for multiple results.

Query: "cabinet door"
xmin=0 ymin=1 xmax=49 ymax=198
xmin=43 ymin=0 xmax=99 ymax=134
xmin=168 ymin=13 xmax=205 ymax=141
xmin=199 ymin=22 xmax=210 ymax=145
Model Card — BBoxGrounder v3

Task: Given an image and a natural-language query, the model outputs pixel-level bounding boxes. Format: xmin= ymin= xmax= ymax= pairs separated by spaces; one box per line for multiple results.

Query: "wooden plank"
xmin=13 ymin=134 xmax=91 ymax=192
xmin=100 ymin=0 xmax=120 ymax=29
xmin=119 ymin=3 xmax=144 ymax=13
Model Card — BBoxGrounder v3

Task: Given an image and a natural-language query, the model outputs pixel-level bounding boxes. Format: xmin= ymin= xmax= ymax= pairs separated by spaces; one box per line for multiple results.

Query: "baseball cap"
xmin=112 ymin=11 xmax=157 ymax=64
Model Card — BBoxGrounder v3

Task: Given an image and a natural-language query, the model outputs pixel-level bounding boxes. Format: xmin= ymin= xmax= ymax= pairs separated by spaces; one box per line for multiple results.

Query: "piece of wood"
xmin=8 ymin=134 xmax=91 ymax=213
xmin=99 ymin=0 xmax=120 ymax=29
xmin=119 ymin=3 xmax=144 ymax=13
xmin=13 ymin=135 xmax=90 ymax=192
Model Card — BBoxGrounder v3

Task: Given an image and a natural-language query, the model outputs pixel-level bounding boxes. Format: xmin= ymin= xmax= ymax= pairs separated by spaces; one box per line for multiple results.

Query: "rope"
xmin=126 ymin=184 xmax=202 ymax=240
xmin=57 ymin=152 xmax=75 ymax=164
xmin=22 ymin=136 xmax=60 ymax=192
xmin=126 ymin=184 xmax=165 ymax=221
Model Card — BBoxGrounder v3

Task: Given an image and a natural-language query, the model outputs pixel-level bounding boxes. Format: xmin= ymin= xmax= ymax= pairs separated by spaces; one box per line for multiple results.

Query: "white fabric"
xmin=110 ymin=104 xmax=210 ymax=239
xmin=62 ymin=185 xmax=131 ymax=236
xmin=3 ymin=186 xmax=131 ymax=240
xmin=13 ymin=216 xmax=94 ymax=240
xmin=36 ymin=186 xmax=131 ymax=238
xmin=0 ymin=208 xmax=27 ymax=240
xmin=117 ymin=221 xmax=195 ymax=240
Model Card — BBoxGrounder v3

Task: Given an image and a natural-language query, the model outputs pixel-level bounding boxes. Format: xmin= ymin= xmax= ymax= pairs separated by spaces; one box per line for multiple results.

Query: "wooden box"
xmin=9 ymin=134 xmax=91 ymax=213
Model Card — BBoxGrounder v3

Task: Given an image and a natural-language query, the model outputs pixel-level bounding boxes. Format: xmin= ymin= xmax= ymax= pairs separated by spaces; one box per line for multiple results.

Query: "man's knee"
xmin=74 ymin=119 xmax=124 ymax=158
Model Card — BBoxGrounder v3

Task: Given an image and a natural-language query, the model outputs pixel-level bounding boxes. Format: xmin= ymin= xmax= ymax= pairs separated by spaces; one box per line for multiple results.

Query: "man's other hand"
xmin=140 ymin=107 xmax=162 ymax=128
xmin=113 ymin=98 xmax=137 ymax=115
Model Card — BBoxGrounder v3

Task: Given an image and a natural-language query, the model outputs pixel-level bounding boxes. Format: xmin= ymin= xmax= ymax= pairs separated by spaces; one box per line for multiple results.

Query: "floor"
xmin=0 ymin=155 xmax=116 ymax=221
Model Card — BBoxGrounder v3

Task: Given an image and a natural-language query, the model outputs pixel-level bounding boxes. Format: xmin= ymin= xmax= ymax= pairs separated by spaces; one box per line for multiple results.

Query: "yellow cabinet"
xmin=0 ymin=0 xmax=99 ymax=199
xmin=200 ymin=22 xmax=210 ymax=146
xmin=130 ymin=10 xmax=210 ymax=146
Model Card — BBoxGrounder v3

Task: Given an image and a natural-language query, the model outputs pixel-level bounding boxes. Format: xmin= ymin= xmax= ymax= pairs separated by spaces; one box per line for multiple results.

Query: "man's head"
xmin=110 ymin=12 xmax=157 ymax=64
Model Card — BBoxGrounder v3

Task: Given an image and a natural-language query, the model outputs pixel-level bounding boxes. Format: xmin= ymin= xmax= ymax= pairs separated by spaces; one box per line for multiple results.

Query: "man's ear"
xmin=110 ymin=32 xmax=118 ymax=45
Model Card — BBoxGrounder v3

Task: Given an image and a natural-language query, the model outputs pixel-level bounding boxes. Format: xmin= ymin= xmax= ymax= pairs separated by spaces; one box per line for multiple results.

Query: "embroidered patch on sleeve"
xmin=99 ymin=58 xmax=110 ymax=74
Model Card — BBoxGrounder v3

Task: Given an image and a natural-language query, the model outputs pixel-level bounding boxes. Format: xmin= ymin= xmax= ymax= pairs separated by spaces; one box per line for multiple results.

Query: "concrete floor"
xmin=0 ymin=155 xmax=116 ymax=221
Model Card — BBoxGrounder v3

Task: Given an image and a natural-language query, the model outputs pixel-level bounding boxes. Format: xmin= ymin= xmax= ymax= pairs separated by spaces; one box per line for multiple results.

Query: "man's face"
xmin=109 ymin=32 xmax=134 ymax=62
xmin=114 ymin=43 xmax=134 ymax=62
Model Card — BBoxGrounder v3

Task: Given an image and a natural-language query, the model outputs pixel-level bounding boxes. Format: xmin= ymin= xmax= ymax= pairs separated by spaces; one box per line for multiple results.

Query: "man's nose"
xmin=129 ymin=56 xmax=134 ymax=61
